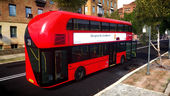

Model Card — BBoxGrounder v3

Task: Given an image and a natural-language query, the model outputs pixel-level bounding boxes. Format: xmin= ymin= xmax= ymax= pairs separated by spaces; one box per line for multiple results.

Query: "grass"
xmin=145 ymin=83 xmax=154 ymax=90
xmin=0 ymin=57 xmax=25 ymax=64
xmin=168 ymin=78 xmax=170 ymax=83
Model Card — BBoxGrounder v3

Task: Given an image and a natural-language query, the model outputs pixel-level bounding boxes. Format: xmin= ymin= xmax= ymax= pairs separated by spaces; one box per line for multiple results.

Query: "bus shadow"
xmin=45 ymin=80 xmax=76 ymax=90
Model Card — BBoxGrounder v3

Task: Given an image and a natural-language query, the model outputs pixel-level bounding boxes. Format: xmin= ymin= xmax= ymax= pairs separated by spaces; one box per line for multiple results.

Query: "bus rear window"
xmin=74 ymin=19 xmax=89 ymax=30
xmin=110 ymin=23 xmax=117 ymax=31
xmin=129 ymin=26 xmax=132 ymax=32
xmin=90 ymin=21 xmax=101 ymax=31
xmin=66 ymin=18 xmax=131 ymax=32
xmin=124 ymin=25 xmax=129 ymax=32
xmin=72 ymin=45 xmax=89 ymax=62
xmin=67 ymin=19 xmax=73 ymax=30
xmin=117 ymin=24 xmax=124 ymax=32
xmin=101 ymin=22 xmax=110 ymax=31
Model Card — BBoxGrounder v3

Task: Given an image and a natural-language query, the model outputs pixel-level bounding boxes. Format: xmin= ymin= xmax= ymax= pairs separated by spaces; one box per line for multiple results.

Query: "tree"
xmin=110 ymin=11 xmax=121 ymax=20
xmin=136 ymin=0 xmax=170 ymax=24
xmin=104 ymin=11 xmax=121 ymax=20
xmin=160 ymin=14 xmax=170 ymax=33
xmin=123 ymin=11 xmax=139 ymax=35
xmin=53 ymin=0 xmax=87 ymax=12
xmin=135 ymin=0 xmax=170 ymax=66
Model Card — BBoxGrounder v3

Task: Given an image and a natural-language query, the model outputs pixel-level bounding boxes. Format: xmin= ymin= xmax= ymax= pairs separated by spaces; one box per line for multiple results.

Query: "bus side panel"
xmin=68 ymin=69 xmax=76 ymax=81
xmin=25 ymin=47 xmax=39 ymax=87
xmin=68 ymin=56 xmax=109 ymax=80
xmin=85 ymin=57 xmax=109 ymax=75
xmin=116 ymin=51 xmax=126 ymax=64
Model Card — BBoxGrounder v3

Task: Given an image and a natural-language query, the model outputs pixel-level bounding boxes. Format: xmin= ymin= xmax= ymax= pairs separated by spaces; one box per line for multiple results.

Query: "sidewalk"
xmin=95 ymin=52 xmax=170 ymax=96
xmin=0 ymin=53 xmax=25 ymax=64
xmin=99 ymin=83 xmax=166 ymax=96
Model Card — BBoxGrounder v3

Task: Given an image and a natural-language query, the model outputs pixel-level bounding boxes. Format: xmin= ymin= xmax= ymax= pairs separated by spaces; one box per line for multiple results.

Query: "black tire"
xmin=121 ymin=56 xmax=125 ymax=64
xmin=75 ymin=67 xmax=85 ymax=81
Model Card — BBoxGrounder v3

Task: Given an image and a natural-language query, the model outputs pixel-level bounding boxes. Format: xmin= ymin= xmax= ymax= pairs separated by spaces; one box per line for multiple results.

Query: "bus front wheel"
xmin=75 ymin=67 xmax=86 ymax=81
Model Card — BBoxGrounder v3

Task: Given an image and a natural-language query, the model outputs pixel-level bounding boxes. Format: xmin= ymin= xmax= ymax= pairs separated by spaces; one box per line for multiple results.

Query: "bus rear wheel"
xmin=75 ymin=67 xmax=86 ymax=81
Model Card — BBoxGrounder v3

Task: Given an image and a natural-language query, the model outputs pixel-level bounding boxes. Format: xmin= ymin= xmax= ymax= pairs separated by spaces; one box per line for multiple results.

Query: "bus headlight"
xmin=27 ymin=39 xmax=31 ymax=46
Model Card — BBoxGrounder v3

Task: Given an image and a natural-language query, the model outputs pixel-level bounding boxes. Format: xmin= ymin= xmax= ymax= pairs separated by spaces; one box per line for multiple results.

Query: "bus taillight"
xmin=29 ymin=78 xmax=34 ymax=84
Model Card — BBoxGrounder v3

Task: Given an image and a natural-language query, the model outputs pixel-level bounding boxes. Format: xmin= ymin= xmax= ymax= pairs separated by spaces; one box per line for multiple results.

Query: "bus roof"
xmin=57 ymin=11 xmax=131 ymax=25
xmin=27 ymin=11 xmax=132 ymax=48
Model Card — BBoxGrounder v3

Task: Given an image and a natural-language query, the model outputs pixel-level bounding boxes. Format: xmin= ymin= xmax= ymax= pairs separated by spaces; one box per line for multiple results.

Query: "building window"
xmin=114 ymin=3 xmax=117 ymax=9
xmin=111 ymin=1 xmax=112 ymax=7
xmin=125 ymin=8 xmax=130 ymax=12
xmin=9 ymin=4 xmax=16 ymax=16
xmin=0 ymin=26 xmax=2 ymax=39
xmin=11 ymin=44 xmax=18 ymax=49
xmin=85 ymin=6 xmax=88 ymax=13
xmin=92 ymin=6 xmax=95 ymax=13
xmin=0 ymin=45 xmax=2 ymax=50
xmin=25 ymin=7 xmax=32 ymax=18
xmin=93 ymin=0 xmax=95 ymax=2
xmin=10 ymin=26 xmax=17 ymax=38
xmin=50 ymin=0 xmax=54 ymax=4
xmin=102 ymin=9 xmax=104 ymax=15
xmin=38 ymin=9 xmax=43 ymax=15
xmin=103 ymin=0 xmax=104 ymax=4
xmin=78 ymin=8 xmax=82 ymax=14
xmin=98 ymin=0 xmax=101 ymax=3
xmin=107 ymin=0 xmax=109 ymax=6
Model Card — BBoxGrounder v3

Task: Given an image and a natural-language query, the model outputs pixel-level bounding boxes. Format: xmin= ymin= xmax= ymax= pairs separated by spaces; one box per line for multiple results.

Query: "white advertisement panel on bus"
xmin=73 ymin=33 xmax=126 ymax=44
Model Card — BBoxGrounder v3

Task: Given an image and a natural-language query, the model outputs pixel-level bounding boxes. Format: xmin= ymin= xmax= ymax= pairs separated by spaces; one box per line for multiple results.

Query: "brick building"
xmin=0 ymin=0 xmax=117 ymax=50
xmin=81 ymin=0 xmax=118 ymax=17
xmin=0 ymin=0 xmax=58 ymax=50
xmin=118 ymin=1 xmax=136 ymax=18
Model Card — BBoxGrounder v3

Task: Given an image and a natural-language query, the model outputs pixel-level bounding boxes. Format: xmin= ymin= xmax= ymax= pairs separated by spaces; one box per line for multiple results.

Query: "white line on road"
xmin=0 ymin=43 xmax=160 ymax=82
xmin=137 ymin=44 xmax=157 ymax=50
xmin=0 ymin=72 xmax=25 ymax=82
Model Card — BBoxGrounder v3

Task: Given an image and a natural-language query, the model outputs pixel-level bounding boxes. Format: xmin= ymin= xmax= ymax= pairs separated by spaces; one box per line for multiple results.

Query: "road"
xmin=0 ymin=40 xmax=168 ymax=96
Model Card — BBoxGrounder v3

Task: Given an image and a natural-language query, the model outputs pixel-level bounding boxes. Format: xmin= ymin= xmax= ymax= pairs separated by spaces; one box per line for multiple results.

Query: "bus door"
xmin=131 ymin=41 xmax=137 ymax=57
xmin=40 ymin=49 xmax=55 ymax=85
xmin=109 ymin=43 xmax=116 ymax=66
xmin=40 ymin=49 xmax=68 ymax=86
xmin=54 ymin=50 xmax=68 ymax=82
xmin=126 ymin=41 xmax=132 ymax=59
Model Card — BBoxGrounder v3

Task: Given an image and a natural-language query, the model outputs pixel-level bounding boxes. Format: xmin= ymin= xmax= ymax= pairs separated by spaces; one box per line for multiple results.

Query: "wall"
xmin=0 ymin=0 xmax=58 ymax=50
xmin=0 ymin=22 xmax=27 ymax=49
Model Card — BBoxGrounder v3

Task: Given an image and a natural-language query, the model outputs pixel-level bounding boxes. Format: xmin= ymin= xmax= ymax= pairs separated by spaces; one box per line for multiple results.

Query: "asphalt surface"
xmin=0 ymin=40 xmax=168 ymax=96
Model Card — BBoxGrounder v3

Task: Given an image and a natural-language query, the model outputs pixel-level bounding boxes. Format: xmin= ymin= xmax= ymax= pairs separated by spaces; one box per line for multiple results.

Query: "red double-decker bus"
xmin=24 ymin=11 xmax=136 ymax=88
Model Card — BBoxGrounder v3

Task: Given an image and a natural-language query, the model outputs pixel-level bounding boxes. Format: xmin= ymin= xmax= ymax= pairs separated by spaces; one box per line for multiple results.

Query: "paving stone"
xmin=100 ymin=83 xmax=167 ymax=96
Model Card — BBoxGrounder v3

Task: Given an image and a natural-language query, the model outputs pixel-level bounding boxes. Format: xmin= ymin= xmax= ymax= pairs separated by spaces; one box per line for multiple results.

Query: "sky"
xmin=118 ymin=0 xmax=135 ymax=9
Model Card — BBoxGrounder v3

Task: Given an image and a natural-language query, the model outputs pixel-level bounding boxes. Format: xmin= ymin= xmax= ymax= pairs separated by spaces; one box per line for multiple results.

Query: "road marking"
xmin=137 ymin=44 xmax=158 ymax=50
xmin=0 ymin=43 xmax=160 ymax=82
xmin=0 ymin=72 xmax=25 ymax=82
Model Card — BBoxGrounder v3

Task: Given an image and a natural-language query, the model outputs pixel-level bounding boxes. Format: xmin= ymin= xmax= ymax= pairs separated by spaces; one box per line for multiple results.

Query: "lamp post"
xmin=167 ymin=30 xmax=170 ymax=59
xmin=143 ymin=25 xmax=151 ymax=75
